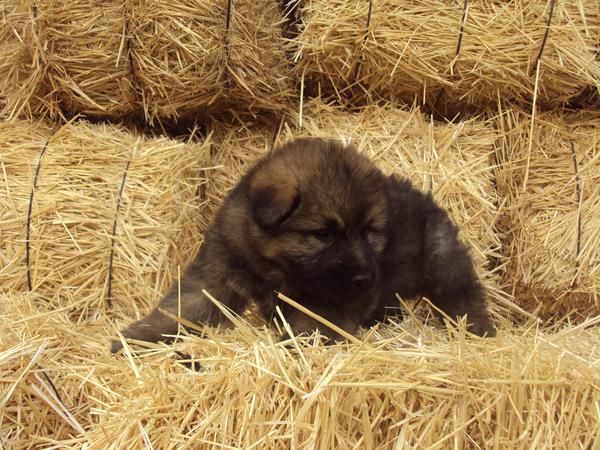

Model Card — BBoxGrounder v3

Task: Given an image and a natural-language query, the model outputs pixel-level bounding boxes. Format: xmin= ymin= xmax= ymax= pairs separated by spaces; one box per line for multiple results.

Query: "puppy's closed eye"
xmin=312 ymin=228 xmax=335 ymax=240
xmin=362 ymin=226 xmax=381 ymax=236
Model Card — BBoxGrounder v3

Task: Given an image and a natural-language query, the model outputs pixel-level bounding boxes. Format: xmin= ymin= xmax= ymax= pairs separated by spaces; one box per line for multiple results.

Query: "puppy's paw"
xmin=109 ymin=324 xmax=153 ymax=354
xmin=467 ymin=315 xmax=496 ymax=338
xmin=110 ymin=339 xmax=124 ymax=354
xmin=110 ymin=309 xmax=178 ymax=353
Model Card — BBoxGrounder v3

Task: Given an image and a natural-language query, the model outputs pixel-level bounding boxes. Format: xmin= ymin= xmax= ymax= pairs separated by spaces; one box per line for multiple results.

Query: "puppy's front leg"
xmin=281 ymin=303 xmax=360 ymax=343
xmin=111 ymin=260 xmax=246 ymax=352
xmin=423 ymin=210 xmax=496 ymax=337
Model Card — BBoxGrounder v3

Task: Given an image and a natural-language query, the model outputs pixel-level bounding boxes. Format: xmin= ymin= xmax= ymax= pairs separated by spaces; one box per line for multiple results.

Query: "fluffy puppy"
xmin=111 ymin=138 xmax=494 ymax=352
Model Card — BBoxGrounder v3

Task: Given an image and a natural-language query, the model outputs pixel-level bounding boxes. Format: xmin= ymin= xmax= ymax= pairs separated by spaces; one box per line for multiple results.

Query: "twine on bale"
xmin=530 ymin=0 xmax=556 ymax=77
xmin=221 ymin=0 xmax=235 ymax=92
xmin=106 ymin=153 xmax=135 ymax=308
xmin=569 ymin=142 xmax=582 ymax=284
xmin=452 ymin=0 xmax=468 ymax=71
xmin=225 ymin=0 xmax=233 ymax=34
xmin=494 ymin=108 xmax=599 ymax=320
xmin=432 ymin=0 xmax=469 ymax=116
xmin=24 ymin=137 xmax=50 ymax=292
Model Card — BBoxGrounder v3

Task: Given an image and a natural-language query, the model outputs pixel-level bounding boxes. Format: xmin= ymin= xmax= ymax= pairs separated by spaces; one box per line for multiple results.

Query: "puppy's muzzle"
xmin=351 ymin=271 xmax=374 ymax=289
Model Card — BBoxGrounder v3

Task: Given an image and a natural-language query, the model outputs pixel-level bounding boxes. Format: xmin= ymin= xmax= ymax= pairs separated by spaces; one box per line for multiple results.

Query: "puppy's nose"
xmin=352 ymin=272 xmax=374 ymax=289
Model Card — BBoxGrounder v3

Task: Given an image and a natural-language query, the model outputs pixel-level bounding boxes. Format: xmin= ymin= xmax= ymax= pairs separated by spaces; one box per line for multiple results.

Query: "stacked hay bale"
xmin=0 ymin=120 xmax=211 ymax=318
xmin=0 ymin=0 xmax=135 ymax=119
xmin=0 ymin=0 xmax=294 ymax=123
xmin=494 ymin=109 xmax=599 ymax=320
xmin=293 ymin=0 xmax=600 ymax=113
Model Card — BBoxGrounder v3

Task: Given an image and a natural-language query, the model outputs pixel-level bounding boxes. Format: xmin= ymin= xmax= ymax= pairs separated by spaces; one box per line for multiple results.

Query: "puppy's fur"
xmin=111 ymin=138 xmax=494 ymax=352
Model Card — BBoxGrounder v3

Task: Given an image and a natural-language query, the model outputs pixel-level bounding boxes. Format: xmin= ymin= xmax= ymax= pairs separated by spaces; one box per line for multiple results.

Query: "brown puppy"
xmin=111 ymin=138 xmax=494 ymax=352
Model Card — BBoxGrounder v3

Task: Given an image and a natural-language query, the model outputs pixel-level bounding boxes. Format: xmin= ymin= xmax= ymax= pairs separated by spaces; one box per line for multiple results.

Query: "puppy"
xmin=111 ymin=138 xmax=494 ymax=352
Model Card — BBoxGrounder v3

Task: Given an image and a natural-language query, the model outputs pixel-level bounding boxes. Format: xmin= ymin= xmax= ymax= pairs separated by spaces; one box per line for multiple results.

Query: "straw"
xmin=0 ymin=119 xmax=212 ymax=319
xmin=0 ymin=290 xmax=598 ymax=448
xmin=126 ymin=0 xmax=226 ymax=122
xmin=0 ymin=0 xmax=294 ymax=123
xmin=294 ymin=0 xmax=600 ymax=113
xmin=493 ymin=107 xmax=600 ymax=320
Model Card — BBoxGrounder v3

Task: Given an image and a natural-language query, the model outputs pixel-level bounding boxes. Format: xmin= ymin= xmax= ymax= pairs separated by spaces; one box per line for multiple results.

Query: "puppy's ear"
xmin=249 ymin=165 xmax=300 ymax=229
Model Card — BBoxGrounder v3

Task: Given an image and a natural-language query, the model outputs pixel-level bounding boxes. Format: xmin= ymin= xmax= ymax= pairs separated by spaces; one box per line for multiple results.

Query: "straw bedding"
xmin=0 ymin=0 xmax=293 ymax=123
xmin=0 ymin=119 xmax=211 ymax=319
xmin=1 ymin=289 xmax=598 ymax=448
xmin=209 ymin=99 xmax=513 ymax=318
xmin=494 ymin=108 xmax=600 ymax=320
xmin=294 ymin=0 xmax=600 ymax=111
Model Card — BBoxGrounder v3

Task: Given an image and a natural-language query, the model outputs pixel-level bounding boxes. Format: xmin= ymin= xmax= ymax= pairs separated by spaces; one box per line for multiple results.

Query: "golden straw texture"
xmin=295 ymin=0 xmax=600 ymax=111
xmin=224 ymin=0 xmax=295 ymax=114
xmin=43 ymin=0 xmax=137 ymax=117
xmin=0 ymin=1 xmax=53 ymax=119
xmin=0 ymin=0 xmax=136 ymax=119
xmin=127 ymin=0 xmax=226 ymax=121
xmin=0 ymin=119 xmax=211 ymax=318
xmin=1 ymin=290 xmax=598 ymax=448
xmin=494 ymin=108 xmax=600 ymax=320
xmin=0 ymin=0 xmax=293 ymax=123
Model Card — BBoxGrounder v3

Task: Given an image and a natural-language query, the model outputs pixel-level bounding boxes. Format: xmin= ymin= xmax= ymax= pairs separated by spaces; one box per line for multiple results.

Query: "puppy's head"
xmin=246 ymin=138 xmax=390 ymax=303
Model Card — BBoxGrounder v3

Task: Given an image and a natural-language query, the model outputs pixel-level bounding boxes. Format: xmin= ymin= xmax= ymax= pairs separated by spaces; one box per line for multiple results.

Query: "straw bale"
xmin=42 ymin=0 xmax=137 ymax=118
xmin=225 ymin=0 xmax=295 ymax=114
xmin=127 ymin=0 xmax=226 ymax=121
xmin=1 ymin=0 xmax=294 ymax=123
xmin=0 ymin=0 xmax=137 ymax=120
xmin=130 ymin=0 xmax=294 ymax=123
xmin=0 ymin=1 xmax=53 ymax=119
xmin=208 ymin=99 xmax=512 ymax=318
xmin=0 ymin=119 xmax=211 ymax=319
xmin=0 ymin=120 xmax=52 ymax=291
xmin=1 ymin=290 xmax=598 ymax=448
xmin=294 ymin=0 xmax=600 ymax=112
xmin=494 ymin=108 xmax=600 ymax=320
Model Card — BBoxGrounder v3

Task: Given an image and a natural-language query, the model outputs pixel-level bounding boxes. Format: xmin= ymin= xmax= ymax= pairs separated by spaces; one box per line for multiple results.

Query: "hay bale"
xmin=0 ymin=0 xmax=294 ymax=123
xmin=43 ymin=0 xmax=137 ymax=118
xmin=294 ymin=0 xmax=600 ymax=111
xmin=208 ymin=99 xmax=514 ymax=318
xmin=0 ymin=1 xmax=53 ymax=119
xmin=130 ymin=0 xmax=294 ymax=123
xmin=0 ymin=119 xmax=211 ymax=318
xmin=0 ymin=0 xmax=137 ymax=119
xmin=0 ymin=120 xmax=52 ymax=289
xmin=494 ymin=108 xmax=600 ymax=320
xmin=225 ymin=0 xmax=294 ymax=114
xmin=127 ymin=0 xmax=225 ymax=121
xmin=1 ymin=290 xmax=598 ymax=448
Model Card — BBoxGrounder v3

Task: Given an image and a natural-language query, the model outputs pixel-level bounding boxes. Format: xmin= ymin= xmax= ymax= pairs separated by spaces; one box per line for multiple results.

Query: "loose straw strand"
xmin=277 ymin=292 xmax=363 ymax=345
